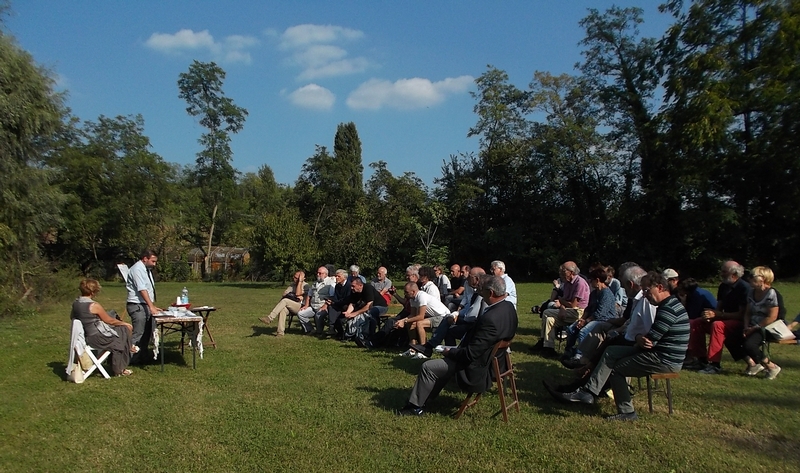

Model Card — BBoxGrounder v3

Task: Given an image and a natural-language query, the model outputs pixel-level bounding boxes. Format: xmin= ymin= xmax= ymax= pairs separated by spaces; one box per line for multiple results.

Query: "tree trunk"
xmin=205 ymin=203 xmax=218 ymax=274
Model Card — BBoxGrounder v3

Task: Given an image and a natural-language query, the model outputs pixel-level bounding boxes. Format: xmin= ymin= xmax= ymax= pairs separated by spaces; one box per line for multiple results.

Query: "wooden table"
xmin=153 ymin=313 xmax=203 ymax=372
xmin=192 ymin=306 xmax=217 ymax=348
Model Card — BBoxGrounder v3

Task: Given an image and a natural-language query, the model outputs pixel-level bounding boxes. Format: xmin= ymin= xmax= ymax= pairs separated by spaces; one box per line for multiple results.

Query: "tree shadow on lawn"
xmin=217 ymin=282 xmax=279 ymax=290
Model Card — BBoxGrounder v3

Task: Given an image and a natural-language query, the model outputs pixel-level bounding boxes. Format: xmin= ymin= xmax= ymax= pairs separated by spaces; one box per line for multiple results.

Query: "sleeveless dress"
xmin=70 ymin=297 xmax=132 ymax=375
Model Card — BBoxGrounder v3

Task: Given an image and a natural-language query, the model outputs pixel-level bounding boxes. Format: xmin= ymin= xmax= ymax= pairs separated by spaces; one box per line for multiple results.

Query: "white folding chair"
xmin=68 ymin=320 xmax=112 ymax=381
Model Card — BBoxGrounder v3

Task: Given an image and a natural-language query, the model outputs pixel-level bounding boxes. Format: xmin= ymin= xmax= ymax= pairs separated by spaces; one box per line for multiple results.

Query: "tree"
xmin=0 ymin=30 xmax=67 ymax=306
xmin=251 ymin=207 xmax=318 ymax=282
xmin=178 ymin=60 xmax=247 ymax=274
xmin=47 ymin=114 xmax=177 ymax=275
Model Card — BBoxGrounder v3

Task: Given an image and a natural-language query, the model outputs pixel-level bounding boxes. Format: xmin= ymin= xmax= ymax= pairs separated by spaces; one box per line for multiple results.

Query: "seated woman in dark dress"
xmin=71 ymin=279 xmax=135 ymax=376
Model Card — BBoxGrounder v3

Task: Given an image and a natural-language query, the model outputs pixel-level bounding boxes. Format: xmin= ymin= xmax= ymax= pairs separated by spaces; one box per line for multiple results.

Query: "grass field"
xmin=1 ymin=281 xmax=799 ymax=473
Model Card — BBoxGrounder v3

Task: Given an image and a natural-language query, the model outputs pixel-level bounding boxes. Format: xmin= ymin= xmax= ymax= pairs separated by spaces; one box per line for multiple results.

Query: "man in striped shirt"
xmin=552 ymin=271 xmax=689 ymax=421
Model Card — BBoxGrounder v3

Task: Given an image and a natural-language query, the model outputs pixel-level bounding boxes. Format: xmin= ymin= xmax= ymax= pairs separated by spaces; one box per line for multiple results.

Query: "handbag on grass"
xmin=764 ymin=320 xmax=796 ymax=341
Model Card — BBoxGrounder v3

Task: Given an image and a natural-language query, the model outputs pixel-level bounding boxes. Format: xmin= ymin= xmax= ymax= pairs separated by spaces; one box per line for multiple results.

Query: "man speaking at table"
xmin=398 ymin=274 xmax=518 ymax=416
xmin=126 ymin=249 xmax=162 ymax=365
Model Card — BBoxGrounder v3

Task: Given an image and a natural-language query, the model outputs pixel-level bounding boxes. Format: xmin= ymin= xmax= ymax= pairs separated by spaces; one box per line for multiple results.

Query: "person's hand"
xmin=702 ymin=309 xmax=715 ymax=321
xmin=636 ymin=335 xmax=653 ymax=349
xmin=553 ymin=299 xmax=562 ymax=309
xmin=394 ymin=319 xmax=406 ymax=329
xmin=553 ymin=279 xmax=560 ymax=288
xmin=448 ymin=314 xmax=457 ymax=325
xmin=576 ymin=319 xmax=586 ymax=329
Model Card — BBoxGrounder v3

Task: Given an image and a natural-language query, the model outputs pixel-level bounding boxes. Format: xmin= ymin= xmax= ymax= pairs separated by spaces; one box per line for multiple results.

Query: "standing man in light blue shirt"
xmin=126 ymin=249 xmax=161 ymax=364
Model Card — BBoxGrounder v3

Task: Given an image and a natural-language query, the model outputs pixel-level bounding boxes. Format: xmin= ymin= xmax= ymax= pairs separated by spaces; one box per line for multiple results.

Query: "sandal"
xmin=117 ymin=369 xmax=133 ymax=376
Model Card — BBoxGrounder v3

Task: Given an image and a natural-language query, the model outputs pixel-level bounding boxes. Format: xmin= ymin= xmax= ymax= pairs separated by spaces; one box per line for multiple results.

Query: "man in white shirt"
xmin=395 ymin=281 xmax=450 ymax=357
xmin=126 ymin=249 xmax=162 ymax=364
xmin=297 ymin=266 xmax=335 ymax=335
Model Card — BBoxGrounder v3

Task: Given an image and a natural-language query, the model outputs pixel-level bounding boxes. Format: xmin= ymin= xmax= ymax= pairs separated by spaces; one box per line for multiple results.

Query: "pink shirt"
xmin=562 ymin=275 xmax=590 ymax=309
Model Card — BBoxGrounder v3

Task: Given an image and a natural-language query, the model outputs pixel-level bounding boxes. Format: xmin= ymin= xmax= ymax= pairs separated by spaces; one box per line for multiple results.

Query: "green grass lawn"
xmin=1 ymin=281 xmax=799 ymax=472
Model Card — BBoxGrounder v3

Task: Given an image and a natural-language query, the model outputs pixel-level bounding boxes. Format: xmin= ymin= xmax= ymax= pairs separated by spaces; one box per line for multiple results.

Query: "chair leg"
xmin=666 ymin=379 xmax=673 ymax=415
xmin=647 ymin=376 xmax=654 ymax=413
xmin=454 ymin=393 xmax=481 ymax=419
xmin=497 ymin=376 xmax=508 ymax=423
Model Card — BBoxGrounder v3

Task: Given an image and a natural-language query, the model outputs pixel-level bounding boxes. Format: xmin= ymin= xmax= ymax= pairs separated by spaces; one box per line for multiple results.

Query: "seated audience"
xmin=434 ymin=265 xmax=451 ymax=302
xmin=546 ymin=271 xmax=689 ymax=421
xmin=410 ymin=267 xmax=487 ymax=358
xmin=371 ymin=266 xmax=392 ymax=305
xmin=259 ymin=270 xmax=308 ymax=337
xmin=368 ymin=265 xmax=419 ymax=348
xmin=677 ymin=278 xmax=717 ymax=320
xmin=324 ymin=269 xmax=352 ymax=337
xmin=445 ymin=264 xmax=466 ymax=310
xmin=491 ymin=260 xmax=517 ymax=307
xmin=562 ymin=266 xmax=617 ymax=363
xmin=741 ymin=266 xmax=783 ymax=379
xmin=398 ymin=275 xmax=518 ymax=416
xmin=606 ymin=265 xmax=628 ymax=316
xmin=342 ymin=278 xmax=389 ymax=344
xmin=685 ymin=261 xmax=749 ymax=374
xmin=72 ymin=279 xmax=134 ymax=376
xmin=531 ymin=261 xmax=590 ymax=358
xmin=296 ymin=266 xmax=335 ymax=335
xmin=395 ymin=281 xmax=450 ymax=356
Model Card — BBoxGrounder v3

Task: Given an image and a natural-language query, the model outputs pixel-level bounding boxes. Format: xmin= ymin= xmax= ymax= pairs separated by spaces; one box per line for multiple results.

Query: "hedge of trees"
xmin=2 ymin=1 xmax=799 ymax=316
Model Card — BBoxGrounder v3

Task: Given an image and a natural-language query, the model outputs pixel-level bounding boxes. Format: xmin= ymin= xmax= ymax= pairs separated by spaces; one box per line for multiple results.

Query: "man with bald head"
xmin=371 ymin=266 xmax=392 ymax=305
xmin=532 ymin=261 xmax=590 ymax=358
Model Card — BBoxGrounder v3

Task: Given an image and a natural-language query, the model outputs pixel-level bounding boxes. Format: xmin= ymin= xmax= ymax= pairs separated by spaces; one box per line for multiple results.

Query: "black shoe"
xmin=605 ymin=411 xmax=638 ymax=421
xmin=530 ymin=339 xmax=544 ymax=352
xmin=540 ymin=347 xmax=559 ymax=359
xmin=397 ymin=404 xmax=424 ymax=416
xmin=683 ymin=359 xmax=706 ymax=371
xmin=561 ymin=358 xmax=586 ymax=370
xmin=409 ymin=343 xmax=433 ymax=358
xmin=559 ymin=388 xmax=595 ymax=404
xmin=354 ymin=337 xmax=366 ymax=348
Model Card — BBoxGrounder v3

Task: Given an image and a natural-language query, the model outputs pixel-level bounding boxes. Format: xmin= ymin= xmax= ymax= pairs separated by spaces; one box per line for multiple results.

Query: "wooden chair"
xmin=646 ymin=372 xmax=679 ymax=414
xmin=454 ymin=339 xmax=520 ymax=422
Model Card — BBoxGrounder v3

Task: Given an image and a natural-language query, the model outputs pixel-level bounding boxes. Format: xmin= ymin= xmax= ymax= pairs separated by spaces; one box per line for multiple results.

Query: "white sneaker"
xmin=744 ymin=364 xmax=764 ymax=376
xmin=399 ymin=349 xmax=416 ymax=357
xmin=765 ymin=365 xmax=782 ymax=380
xmin=411 ymin=352 xmax=428 ymax=360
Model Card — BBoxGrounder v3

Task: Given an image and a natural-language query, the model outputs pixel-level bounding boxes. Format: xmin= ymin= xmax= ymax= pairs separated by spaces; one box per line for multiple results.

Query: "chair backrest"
xmin=490 ymin=339 xmax=514 ymax=380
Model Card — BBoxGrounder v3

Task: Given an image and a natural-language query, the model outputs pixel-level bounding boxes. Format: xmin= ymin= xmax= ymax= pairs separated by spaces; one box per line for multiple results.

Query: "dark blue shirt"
xmin=685 ymin=288 xmax=717 ymax=319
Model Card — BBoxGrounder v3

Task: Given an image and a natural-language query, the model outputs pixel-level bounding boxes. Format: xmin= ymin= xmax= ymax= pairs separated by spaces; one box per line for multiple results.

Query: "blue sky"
xmin=6 ymin=1 xmax=673 ymax=187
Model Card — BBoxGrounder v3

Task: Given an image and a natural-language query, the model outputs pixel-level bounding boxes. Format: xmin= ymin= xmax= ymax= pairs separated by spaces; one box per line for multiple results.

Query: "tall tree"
xmin=0 ymin=30 xmax=66 ymax=305
xmin=178 ymin=60 xmax=247 ymax=274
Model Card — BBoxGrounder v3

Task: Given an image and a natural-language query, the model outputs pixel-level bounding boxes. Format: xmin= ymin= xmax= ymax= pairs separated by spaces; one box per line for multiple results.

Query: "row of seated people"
xmin=534 ymin=260 xmax=792 ymax=395
xmin=258 ymin=261 xmax=518 ymax=355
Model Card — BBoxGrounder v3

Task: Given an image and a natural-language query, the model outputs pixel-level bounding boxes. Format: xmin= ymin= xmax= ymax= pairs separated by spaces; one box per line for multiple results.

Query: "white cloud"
xmin=280 ymin=24 xmax=364 ymax=49
xmin=288 ymin=84 xmax=336 ymax=110
xmin=145 ymin=29 xmax=258 ymax=64
xmin=276 ymin=24 xmax=370 ymax=80
xmin=346 ymin=76 xmax=474 ymax=110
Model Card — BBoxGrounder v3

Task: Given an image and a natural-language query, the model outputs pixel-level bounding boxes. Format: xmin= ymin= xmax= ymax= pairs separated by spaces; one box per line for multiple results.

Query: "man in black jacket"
xmin=398 ymin=274 xmax=518 ymax=416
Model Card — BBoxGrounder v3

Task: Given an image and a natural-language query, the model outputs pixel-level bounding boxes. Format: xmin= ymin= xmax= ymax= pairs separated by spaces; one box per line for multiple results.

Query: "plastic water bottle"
xmin=181 ymin=287 xmax=189 ymax=304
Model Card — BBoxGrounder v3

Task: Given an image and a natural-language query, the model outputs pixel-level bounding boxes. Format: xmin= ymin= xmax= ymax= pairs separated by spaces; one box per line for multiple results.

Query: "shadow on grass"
xmin=514 ymin=359 xmax=599 ymax=418
xmin=356 ymin=383 xmax=471 ymax=417
xmin=248 ymin=325 xmax=274 ymax=337
xmin=48 ymin=361 xmax=68 ymax=381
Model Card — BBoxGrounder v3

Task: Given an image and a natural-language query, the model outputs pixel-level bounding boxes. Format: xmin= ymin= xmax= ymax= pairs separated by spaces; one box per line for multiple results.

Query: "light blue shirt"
xmin=126 ymin=260 xmax=154 ymax=304
xmin=501 ymin=274 xmax=517 ymax=307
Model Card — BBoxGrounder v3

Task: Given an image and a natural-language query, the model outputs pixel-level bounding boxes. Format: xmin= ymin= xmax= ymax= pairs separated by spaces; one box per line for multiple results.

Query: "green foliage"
xmin=178 ymin=61 xmax=248 ymax=274
xmin=251 ymin=207 xmax=319 ymax=281
xmin=0 ymin=30 xmax=68 ymax=308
